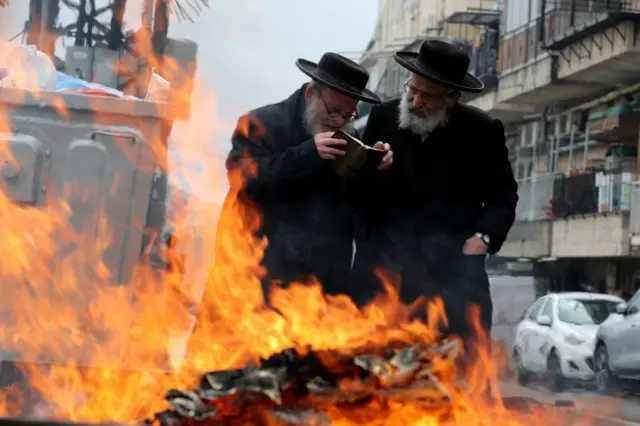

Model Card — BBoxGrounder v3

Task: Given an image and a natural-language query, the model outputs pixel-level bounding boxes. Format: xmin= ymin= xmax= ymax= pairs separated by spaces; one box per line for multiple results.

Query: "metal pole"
xmin=531 ymin=123 xmax=539 ymax=221
xmin=567 ymin=125 xmax=575 ymax=173
xmin=548 ymin=135 xmax=555 ymax=172
xmin=583 ymin=123 xmax=590 ymax=170
xmin=39 ymin=0 xmax=50 ymax=51
xmin=533 ymin=121 xmax=538 ymax=178
xmin=553 ymin=115 xmax=560 ymax=173
xmin=142 ymin=0 xmax=155 ymax=28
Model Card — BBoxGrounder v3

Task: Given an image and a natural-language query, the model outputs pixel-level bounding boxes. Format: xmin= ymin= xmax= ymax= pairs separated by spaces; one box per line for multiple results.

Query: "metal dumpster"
xmin=0 ymin=88 xmax=169 ymax=285
xmin=0 ymin=89 xmax=173 ymax=405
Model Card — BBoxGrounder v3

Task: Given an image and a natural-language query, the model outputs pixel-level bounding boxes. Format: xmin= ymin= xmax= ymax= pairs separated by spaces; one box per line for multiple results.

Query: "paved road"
xmin=500 ymin=378 xmax=640 ymax=425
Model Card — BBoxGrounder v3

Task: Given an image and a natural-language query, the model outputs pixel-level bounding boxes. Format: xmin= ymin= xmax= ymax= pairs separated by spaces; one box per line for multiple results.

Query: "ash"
xmin=148 ymin=337 xmax=463 ymax=425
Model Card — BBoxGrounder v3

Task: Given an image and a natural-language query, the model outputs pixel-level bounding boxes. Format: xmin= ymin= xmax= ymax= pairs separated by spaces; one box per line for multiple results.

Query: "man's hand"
xmin=463 ymin=235 xmax=488 ymax=255
xmin=373 ymin=141 xmax=393 ymax=170
xmin=314 ymin=132 xmax=347 ymax=160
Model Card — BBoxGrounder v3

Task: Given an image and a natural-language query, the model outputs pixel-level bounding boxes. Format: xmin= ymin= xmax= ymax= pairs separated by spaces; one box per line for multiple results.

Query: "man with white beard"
xmin=351 ymin=39 xmax=518 ymax=362
xmin=217 ymin=52 xmax=391 ymax=303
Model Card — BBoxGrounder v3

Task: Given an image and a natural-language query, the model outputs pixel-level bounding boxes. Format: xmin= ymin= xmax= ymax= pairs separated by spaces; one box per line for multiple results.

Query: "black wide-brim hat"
xmin=296 ymin=52 xmax=382 ymax=104
xmin=394 ymin=39 xmax=484 ymax=93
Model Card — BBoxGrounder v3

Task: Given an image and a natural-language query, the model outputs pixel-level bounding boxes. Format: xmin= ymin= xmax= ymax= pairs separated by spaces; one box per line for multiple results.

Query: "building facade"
xmin=359 ymin=0 xmax=640 ymax=295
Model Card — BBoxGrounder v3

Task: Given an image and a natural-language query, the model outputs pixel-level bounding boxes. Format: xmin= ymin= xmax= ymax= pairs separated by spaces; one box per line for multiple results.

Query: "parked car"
xmin=512 ymin=292 xmax=622 ymax=391
xmin=594 ymin=289 xmax=640 ymax=394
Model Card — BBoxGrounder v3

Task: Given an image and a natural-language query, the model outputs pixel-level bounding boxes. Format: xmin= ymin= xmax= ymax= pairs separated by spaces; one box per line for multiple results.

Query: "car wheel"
xmin=595 ymin=343 xmax=616 ymax=395
xmin=547 ymin=350 xmax=566 ymax=392
xmin=513 ymin=350 xmax=531 ymax=387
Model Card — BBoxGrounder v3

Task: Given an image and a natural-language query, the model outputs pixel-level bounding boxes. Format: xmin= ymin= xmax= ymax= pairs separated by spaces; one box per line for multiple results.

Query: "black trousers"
xmin=352 ymin=248 xmax=493 ymax=355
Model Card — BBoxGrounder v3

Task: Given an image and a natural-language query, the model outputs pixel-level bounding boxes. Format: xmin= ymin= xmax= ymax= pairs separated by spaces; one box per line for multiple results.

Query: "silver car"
xmin=594 ymin=289 xmax=640 ymax=394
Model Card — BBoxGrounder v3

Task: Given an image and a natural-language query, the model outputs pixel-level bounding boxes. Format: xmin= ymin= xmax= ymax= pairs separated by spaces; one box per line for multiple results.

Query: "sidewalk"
xmin=501 ymin=380 xmax=640 ymax=424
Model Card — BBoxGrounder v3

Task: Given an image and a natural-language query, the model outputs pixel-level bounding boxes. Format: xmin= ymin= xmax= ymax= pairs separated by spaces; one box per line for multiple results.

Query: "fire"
xmin=0 ymin=5 xmax=616 ymax=426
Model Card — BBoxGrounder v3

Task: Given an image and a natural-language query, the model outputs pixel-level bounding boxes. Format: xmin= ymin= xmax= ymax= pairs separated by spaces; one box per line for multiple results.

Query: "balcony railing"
xmin=515 ymin=173 xmax=556 ymax=221
xmin=548 ymin=169 xmax=634 ymax=217
xmin=544 ymin=0 xmax=638 ymax=14
xmin=629 ymin=181 xmax=640 ymax=233
xmin=515 ymin=169 xmax=634 ymax=221
xmin=548 ymin=171 xmax=599 ymax=217
xmin=542 ymin=0 xmax=640 ymax=50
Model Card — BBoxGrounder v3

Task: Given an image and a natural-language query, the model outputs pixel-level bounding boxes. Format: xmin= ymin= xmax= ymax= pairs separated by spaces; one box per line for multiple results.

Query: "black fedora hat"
xmin=296 ymin=52 xmax=382 ymax=104
xmin=394 ymin=39 xmax=484 ymax=93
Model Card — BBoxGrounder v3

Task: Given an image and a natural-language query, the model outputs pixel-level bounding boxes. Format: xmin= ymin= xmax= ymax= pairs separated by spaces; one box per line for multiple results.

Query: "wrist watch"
xmin=474 ymin=232 xmax=491 ymax=246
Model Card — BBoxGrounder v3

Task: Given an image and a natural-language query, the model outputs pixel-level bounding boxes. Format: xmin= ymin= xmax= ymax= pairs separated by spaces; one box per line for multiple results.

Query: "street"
xmin=489 ymin=275 xmax=640 ymax=424
xmin=500 ymin=378 xmax=640 ymax=425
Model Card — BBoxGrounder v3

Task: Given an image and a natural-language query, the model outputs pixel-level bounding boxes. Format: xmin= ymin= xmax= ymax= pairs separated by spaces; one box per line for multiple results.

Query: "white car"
xmin=511 ymin=292 xmax=623 ymax=391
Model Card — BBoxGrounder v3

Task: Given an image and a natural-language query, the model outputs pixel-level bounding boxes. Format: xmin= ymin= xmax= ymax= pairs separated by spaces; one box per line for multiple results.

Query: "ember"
xmin=151 ymin=338 xmax=463 ymax=424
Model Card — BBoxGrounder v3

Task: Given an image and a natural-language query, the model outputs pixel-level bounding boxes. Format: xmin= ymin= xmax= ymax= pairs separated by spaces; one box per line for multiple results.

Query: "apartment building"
xmin=359 ymin=0 xmax=640 ymax=294
xmin=466 ymin=0 xmax=640 ymax=294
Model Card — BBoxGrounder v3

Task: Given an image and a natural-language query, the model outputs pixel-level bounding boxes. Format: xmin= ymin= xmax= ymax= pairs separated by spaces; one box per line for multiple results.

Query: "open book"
xmin=330 ymin=129 xmax=386 ymax=178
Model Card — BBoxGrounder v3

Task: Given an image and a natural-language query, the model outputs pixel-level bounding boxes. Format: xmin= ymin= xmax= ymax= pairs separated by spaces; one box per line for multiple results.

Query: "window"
xmin=557 ymin=298 xmax=620 ymax=325
xmin=628 ymin=292 xmax=640 ymax=314
xmin=527 ymin=297 xmax=545 ymax=320
xmin=504 ymin=0 xmax=532 ymax=33
xmin=541 ymin=297 xmax=554 ymax=318
xmin=530 ymin=0 xmax=541 ymax=18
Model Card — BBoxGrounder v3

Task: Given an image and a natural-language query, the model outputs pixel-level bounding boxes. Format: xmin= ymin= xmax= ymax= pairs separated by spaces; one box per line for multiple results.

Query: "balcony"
xmin=497 ymin=20 xmax=588 ymax=107
xmin=461 ymin=23 xmax=538 ymax=122
xmin=588 ymin=99 xmax=640 ymax=142
xmin=542 ymin=0 xmax=640 ymax=100
xmin=549 ymin=169 xmax=634 ymax=256
xmin=502 ymin=169 xmax=637 ymax=258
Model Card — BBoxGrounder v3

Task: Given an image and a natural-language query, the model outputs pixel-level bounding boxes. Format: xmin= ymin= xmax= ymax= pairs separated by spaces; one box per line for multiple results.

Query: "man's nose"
xmin=411 ymin=95 xmax=424 ymax=109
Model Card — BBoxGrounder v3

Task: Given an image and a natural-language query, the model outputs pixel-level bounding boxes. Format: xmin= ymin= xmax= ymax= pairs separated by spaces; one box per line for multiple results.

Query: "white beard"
xmin=397 ymin=92 xmax=448 ymax=139
xmin=303 ymin=95 xmax=353 ymax=135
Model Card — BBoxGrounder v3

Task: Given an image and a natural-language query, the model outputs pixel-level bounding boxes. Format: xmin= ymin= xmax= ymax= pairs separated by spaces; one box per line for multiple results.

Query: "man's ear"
xmin=304 ymin=83 xmax=315 ymax=102
xmin=446 ymin=91 xmax=461 ymax=106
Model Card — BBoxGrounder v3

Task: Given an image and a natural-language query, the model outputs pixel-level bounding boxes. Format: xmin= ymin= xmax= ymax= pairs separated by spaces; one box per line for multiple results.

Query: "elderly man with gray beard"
xmin=219 ymin=52 xmax=391 ymax=303
xmin=351 ymin=39 xmax=518 ymax=360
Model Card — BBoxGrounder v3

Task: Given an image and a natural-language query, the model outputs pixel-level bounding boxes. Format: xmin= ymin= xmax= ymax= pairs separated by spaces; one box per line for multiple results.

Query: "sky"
xmin=167 ymin=0 xmax=379 ymax=202
xmin=167 ymin=0 xmax=378 ymax=148
xmin=0 ymin=1 xmax=379 ymax=202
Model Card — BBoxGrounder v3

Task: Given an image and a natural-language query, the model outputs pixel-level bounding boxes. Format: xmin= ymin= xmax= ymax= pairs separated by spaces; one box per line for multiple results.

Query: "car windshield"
xmin=557 ymin=298 xmax=620 ymax=325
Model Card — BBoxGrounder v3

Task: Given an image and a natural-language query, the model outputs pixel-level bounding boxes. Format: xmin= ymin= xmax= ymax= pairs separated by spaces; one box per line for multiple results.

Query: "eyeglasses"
xmin=318 ymin=92 xmax=359 ymax=122
xmin=404 ymin=80 xmax=453 ymax=102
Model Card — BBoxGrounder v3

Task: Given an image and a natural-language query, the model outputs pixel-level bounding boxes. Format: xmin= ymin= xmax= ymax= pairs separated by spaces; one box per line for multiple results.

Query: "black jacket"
xmin=221 ymin=84 xmax=355 ymax=297
xmin=351 ymin=98 xmax=518 ymax=318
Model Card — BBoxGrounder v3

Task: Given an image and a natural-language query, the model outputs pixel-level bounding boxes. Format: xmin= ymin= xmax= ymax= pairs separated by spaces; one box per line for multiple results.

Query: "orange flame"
xmin=0 ymin=4 xmax=624 ymax=425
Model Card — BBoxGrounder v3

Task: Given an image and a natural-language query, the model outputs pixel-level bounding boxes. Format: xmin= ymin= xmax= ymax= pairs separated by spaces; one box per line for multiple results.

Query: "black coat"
xmin=221 ymin=84 xmax=355 ymax=299
xmin=351 ymin=98 xmax=519 ymax=338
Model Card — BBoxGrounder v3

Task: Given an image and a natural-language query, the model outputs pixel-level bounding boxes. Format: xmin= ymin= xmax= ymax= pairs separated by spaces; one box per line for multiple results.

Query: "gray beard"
xmin=397 ymin=92 xmax=448 ymax=139
xmin=303 ymin=95 xmax=353 ymax=136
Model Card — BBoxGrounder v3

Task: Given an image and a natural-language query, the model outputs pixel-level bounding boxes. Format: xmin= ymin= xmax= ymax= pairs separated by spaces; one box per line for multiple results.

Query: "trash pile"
xmin=0 ymin=42 xmax=169 ymax=101
xmin=149 ymin=337 xmax=463 ymax=425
